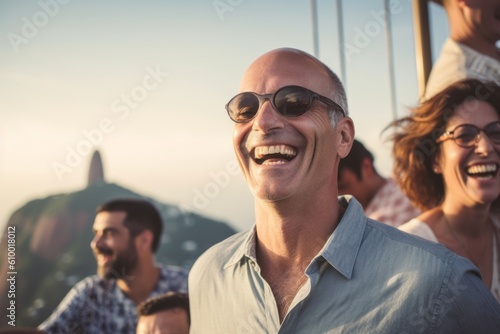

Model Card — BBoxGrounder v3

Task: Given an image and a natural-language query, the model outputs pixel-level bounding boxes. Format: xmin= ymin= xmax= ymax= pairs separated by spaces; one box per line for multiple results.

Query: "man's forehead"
xmin=93 ymin=211 xmax=127 ymax=229
xmin=138 ymin=308 xmax=189 ymax=333
xmin=239 ymin=48 xmax=330 ymax=94
xmin=249 ymin=48 xmax=319 ymax=66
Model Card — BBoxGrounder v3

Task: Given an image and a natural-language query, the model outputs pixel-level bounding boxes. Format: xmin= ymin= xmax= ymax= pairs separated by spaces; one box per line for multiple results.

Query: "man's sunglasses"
xmin=436 ymin=121 xmax=500 ymax=148
xmin=225 ymin=85 xmax=345 ymax=123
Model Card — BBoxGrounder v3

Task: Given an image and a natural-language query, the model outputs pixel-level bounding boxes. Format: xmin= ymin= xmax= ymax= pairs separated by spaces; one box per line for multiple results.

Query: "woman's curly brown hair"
xmin=387 ymin=79 xmax=500 ymax=211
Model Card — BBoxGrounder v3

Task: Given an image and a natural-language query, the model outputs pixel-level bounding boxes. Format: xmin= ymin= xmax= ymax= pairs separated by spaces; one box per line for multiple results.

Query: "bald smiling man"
xmin=188 ymin=48 xmax=500 ymax=333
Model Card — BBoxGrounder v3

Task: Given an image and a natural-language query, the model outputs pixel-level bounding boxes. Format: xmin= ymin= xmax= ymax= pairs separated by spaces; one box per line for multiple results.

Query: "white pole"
xmin=335 ymin=0 xmax=347 ymax=86
xmin=384 ymin=0 xmax=398 ymax=120
xmin=311 ymin=0 xmax=320 ymax=58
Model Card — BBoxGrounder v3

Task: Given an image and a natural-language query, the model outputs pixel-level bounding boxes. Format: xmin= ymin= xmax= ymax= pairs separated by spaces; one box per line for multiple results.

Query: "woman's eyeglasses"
xmin=436 ymin=121 xmax=500 ymax=148
xmin=225 ymin=85 xmax=345 ymax=123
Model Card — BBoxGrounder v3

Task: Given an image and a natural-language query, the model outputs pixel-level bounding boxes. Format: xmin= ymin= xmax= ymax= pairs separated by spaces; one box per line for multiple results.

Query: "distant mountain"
xmin=0 ymin=181 xmax=237 ymax=328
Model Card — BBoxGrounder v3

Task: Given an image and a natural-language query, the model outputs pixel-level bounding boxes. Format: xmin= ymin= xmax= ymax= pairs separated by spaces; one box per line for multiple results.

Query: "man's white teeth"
xmin=254 ymin=145 xmax=297 ymax=159
xmin=263 ymin=160 xmax=286 ymax=165
xmin=467 ymin=164 xmax=497 ymax=175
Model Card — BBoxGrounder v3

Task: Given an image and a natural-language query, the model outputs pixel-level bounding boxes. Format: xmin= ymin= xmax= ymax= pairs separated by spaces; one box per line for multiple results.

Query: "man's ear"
xmin=360 ymin=157 xmax=374 ymax=178
xmin=336 ymin=117 xmax=355 ymax=159
xmin=136 ymin=230 xmax=153 ymax=252
xmin=456 ymin=0 xmax=467 ymax=10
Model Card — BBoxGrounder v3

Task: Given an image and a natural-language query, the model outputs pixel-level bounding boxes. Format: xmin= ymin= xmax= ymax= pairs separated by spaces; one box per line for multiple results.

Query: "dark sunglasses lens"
xmin=485 ymin=122 xmax=500 ymax=144
xmin=274 ymin=87 xmax=312 ymax=117
xmin=454 ymin=125 xmax=479 ymax=146
xmin=229 ymin=93 xmax=260 ymax=122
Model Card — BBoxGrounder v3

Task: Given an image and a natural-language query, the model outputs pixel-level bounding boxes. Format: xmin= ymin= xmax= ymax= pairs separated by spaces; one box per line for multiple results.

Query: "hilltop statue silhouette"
xmin=87 ymin=150 xmax=105 ymax=186
xmin=0 ymin=150 xmax=236 ymax=329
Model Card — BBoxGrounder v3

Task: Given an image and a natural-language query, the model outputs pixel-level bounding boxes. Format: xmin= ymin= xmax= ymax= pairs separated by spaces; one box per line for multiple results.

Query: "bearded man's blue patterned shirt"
xmin=39 ymin=264 xmax=188 ymax=334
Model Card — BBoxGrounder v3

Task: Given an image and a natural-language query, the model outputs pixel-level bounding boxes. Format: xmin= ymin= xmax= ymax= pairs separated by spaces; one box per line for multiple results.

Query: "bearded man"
xmin=38 ymin=199 xmax=188 ymax=334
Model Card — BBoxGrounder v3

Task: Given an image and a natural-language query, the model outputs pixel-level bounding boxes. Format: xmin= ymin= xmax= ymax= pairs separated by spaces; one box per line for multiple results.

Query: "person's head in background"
xmin=338 ymin=139 xmax=386 ymax=209
xmin=136 ymin=292 xmax=190 ymax=334
xmin=91 ymin=198 xmax=163 ymax=279
xmin=443 ymin=0 xmax=500 ymax=58
xmin=391 ymin=78 xmax=500 ymax=212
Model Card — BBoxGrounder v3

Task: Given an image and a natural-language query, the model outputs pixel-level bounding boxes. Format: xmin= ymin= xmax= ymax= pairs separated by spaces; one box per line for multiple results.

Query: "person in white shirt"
xmin=423 ymin=0 xmax=500 ymax=100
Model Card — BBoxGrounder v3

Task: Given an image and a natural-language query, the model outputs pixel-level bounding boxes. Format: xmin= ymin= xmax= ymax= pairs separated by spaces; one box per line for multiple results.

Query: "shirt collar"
xmin=224 ymin=226 xmax=257 ymax=269
xmin=319 ymin=196 xmax=366 ymax=279
xmin=223 ymin=196 xmax=367 ymax=279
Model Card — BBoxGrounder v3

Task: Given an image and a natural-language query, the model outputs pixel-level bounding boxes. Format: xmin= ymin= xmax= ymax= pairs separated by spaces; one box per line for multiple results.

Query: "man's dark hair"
xmin=338 ymin=139 xmax=374 ymax=180
xmin=137 ymin=292 xmax=190 ymax=324
xmin=96 ymin=198 xmax=163 ymax=252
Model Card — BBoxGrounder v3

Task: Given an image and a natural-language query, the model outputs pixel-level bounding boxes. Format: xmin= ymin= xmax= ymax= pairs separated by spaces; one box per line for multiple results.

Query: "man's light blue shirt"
xmin=189 ymin=196 xmax=500 ymax=333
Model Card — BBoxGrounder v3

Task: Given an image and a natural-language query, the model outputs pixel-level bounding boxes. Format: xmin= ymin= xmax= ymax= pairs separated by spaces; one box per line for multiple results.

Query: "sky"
xmin=0 ymin=0 xmax=448 ymax=234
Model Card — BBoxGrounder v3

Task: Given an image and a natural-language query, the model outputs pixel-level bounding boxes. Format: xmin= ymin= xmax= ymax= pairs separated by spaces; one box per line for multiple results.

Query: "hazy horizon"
xmin=0 ymin=0 xmax=448 ymax=235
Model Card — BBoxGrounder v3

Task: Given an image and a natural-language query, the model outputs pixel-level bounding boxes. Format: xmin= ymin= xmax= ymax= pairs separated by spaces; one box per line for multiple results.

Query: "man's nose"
xmin=90 ymin=234 xmax=103 ymax=250
xmin=251 ymin=99 xmax=285 ymax=133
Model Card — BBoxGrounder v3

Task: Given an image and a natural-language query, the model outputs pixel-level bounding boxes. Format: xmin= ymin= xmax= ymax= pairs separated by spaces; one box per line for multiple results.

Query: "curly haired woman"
xmin=390 ymin=79 xmax=500 ymax=301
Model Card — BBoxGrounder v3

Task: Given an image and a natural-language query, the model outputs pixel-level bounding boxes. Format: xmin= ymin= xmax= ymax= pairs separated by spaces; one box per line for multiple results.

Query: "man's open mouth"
xmin=252 ymin=145 xmax=297 ymax=165
xmin=96 ymin=254 xmax=112 ymax=265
